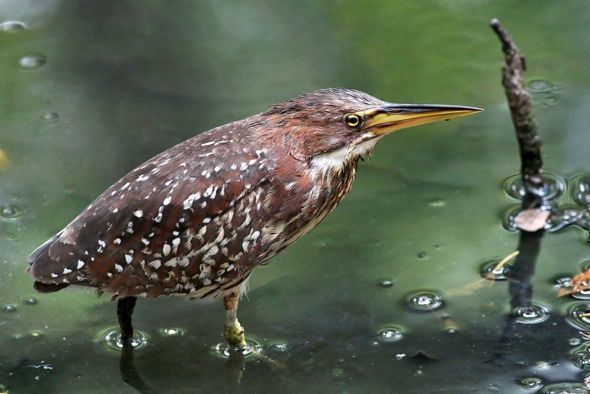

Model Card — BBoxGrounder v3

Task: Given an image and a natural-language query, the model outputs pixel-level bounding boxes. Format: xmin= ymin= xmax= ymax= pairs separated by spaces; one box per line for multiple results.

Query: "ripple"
xmin=210 ymin=338 xmax=262 ymax=361
xmin=39 ymin=112 xmax=59 ymax=122
xmin=0 ymin=202 xmax=24 ymax=218
xmin=428 ymin=199 xmax=446 ymax=207
xmin=569 ymin=338 xmax=582 ymax=346
xmin=1 ymin=304 xmax=17 ymax=313
xmin=405 ymin=290 xmax=444 ymax=312
xmin=512 ymin=303 xmax=550 ymax=324
xmin=554 ymin=276 xmax=573 ymax=288
xmin=158 ymin=327 xmax=185 ymax=337
xmin=377 ymin=325 xmax=404 ymax=343
xmin=480 ymin=260 xmax=509 ymax=281
xmin=377 ymin=278 xmax=393 ymax=288
xmin=502 ymin=205 xmax=523 ymax=232
xmin=540 ymin=383 xmax=588 ymax=394
xmin=542 ymin=95 xmax=559 ymax=108
xmin=98 ymin=328 xmax=148 ymax=351
xmin=519 ymin=377 xmax=543 ymax=390
xmin=503 ymin=205 xmax=584 ymax=233
xmin=571 ymin=343 xmax=590 ymax=368
xmin=571 ymin=289 xmax=590 ymax=301
xmin=571 ymin=174 xmax=590 ymax=206
xmin=501 ymin=173 xmax=566 ymax=201
xmin=0 ymin=20 xmax=27 ymax=32
xmin=527 ymin=78 xmax=555 ymax=93
xmin=566 ymin=303 xmax=590 ymax=331
xmin=19 ymin=54 xmax=46 ymax=70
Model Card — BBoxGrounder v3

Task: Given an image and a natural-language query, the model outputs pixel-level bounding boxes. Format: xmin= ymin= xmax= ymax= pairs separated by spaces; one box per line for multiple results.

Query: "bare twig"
xmin=490 ymin=250 xmax=520 ymax=276
xmin=490 ymin=19 xmax=544 ymax=198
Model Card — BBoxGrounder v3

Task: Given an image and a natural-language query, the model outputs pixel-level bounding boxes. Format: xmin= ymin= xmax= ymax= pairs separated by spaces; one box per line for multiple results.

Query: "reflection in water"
xmin=3 ymin=1 xmax=590 ymax=392
xmin=119 ymin=344 xmax=157 ymax=394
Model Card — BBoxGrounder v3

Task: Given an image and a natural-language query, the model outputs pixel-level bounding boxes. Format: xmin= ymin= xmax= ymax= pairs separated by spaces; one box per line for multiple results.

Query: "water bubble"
xmin=19 ymin=54 xmax=46 ymax=70
xmin=0 ymin=203 xmax=24 ymax=218
xmin=571 ymin=289 xmax=590 ymax=301
xmin=566 ymin=303 xmax=590 ymax=331
xmin=377 ymin=325 xmax=404 ymax=343
xmin=210 ymin=338 xmax=262 ymax=361
xmin=571 ymin=174 xmax=590 ymax=207
xmin=540 ymin=383 xmax=588 ymax=394
xmin=406 ymin=290 xmax=444 ymax=312
xmin=395 ymin=353 xmax=406 ymax=360
xmin=0 ymin=20 xmax=27 ymax=32
xmin=428 ymin=199 xmax=446 ymax=207
xmin=554 ymin=276 xmax=573 ymax=288
xmin=519 ymin=377 xmax=542 ymax=390
xmin=569 ymin=337 xmax=582 ymax=346
xmin=268 ymin=342 xmax=288 ymax=353
xmin=29 ymin=330 xmax=43 ymax=339
xmin=571 ymin=342 xmax=590 ymax=363
xmin=512 ymin=303 xmax=550 ymax=324
xmin=378 ymin=278 xmax=393 ymax=288
xmin=99 ymin=328 xmax=148 ymax=351
xmin=23 ymin=297 xmax=37 ymax=305
xmin=27 ymin=361 xmax=53 ymax=370
xmin=480 ymin=260 xmax=509 ymax=281
xmin=501 ymin=173 xmax=566 ymax=201
xmin=417 ymin=252 xmax=427 ymax=259
xmin=39 ymin=112 xmax=59 ymax=122
xmin=535 ymin=361 xmax=552 ymax=370
xmin=527 ymin=78 xmax=555 ymax=93
xmin=2 ymin=303 xmax=17 ymax=313
xmin=158 ymin=327 xmax=185 ymax=337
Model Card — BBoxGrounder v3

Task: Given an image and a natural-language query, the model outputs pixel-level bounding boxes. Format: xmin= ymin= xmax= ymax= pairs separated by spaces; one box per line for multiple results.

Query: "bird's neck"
xmin=309 ymin=137 xmax=381 ymax=176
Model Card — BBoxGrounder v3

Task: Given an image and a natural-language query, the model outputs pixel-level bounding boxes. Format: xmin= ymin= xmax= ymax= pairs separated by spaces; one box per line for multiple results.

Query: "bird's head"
xmin=262 ymin=88 xmax=482 ymax=166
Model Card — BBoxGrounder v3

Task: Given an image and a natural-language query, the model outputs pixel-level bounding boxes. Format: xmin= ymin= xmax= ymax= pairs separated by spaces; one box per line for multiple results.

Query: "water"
xmin=2 ymin=1 xmax=590 ymax=393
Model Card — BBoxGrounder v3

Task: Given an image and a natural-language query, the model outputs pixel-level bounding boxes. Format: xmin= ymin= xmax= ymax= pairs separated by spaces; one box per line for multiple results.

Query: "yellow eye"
xmin=344 ymin=113 xmax=363 ymax=128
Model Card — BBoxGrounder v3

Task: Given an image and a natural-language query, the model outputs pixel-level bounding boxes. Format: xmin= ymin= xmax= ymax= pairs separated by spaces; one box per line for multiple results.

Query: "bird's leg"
xmin=117 ymin=296 xmax=137 ymax=344
xmin=223 ymin=291 xmax=247 ymax=349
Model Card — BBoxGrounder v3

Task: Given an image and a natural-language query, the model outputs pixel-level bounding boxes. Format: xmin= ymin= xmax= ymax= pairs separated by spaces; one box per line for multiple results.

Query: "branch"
xmin=490 ymin=18 xmax=544 ymax=199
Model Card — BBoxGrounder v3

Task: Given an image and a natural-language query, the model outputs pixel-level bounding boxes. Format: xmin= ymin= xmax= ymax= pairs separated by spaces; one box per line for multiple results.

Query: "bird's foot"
xmin=223 ymin=321 xmax=247 ymax=350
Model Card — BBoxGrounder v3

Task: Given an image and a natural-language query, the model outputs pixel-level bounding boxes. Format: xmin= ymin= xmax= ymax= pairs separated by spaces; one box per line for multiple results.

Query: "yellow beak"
xmin=362 ymin=104 xmax=483 ymax=135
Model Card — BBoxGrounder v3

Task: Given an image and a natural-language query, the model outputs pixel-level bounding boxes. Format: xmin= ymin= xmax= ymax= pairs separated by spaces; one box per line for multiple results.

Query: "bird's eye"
xmin=344 ymin=114 xmax=363 ymax=128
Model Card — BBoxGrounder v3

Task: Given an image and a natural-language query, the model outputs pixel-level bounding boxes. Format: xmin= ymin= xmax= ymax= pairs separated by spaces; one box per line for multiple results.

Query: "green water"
xmin=2 ymin=1 xmax=590 ymax=393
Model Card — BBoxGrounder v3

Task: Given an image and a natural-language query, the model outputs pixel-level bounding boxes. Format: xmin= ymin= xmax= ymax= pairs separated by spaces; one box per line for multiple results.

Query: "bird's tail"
xmin=27 ymin=231 xmax=70 ymax=293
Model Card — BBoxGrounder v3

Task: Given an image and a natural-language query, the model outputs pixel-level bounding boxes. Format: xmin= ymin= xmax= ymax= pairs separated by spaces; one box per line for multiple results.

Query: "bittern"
xmin=27 ymin=88 xmax=481 ymax=348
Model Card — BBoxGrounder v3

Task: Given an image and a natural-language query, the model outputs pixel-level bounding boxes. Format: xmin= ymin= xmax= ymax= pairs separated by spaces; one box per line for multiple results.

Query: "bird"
xmin=27 ymin=88 xmax=481 ymax=349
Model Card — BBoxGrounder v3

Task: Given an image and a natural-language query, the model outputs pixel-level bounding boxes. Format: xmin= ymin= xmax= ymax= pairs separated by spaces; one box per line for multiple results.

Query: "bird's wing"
xmin=28 ymin=123 xmax=275 ymax=298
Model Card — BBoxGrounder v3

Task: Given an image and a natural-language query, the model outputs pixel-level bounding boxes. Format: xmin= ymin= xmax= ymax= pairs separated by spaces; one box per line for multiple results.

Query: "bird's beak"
xmin=362 ymin=103 xmax=483 ymax=136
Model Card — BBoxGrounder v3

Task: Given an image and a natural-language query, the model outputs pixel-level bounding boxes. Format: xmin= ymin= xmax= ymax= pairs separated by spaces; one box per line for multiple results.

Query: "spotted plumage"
xmin=27 ymin=88 xmax=481 ymax=347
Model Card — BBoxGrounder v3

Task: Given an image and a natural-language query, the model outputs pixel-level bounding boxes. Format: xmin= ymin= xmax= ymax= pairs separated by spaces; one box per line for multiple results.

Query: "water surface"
xmin=2 ymin=1 xmax=590 ymax=393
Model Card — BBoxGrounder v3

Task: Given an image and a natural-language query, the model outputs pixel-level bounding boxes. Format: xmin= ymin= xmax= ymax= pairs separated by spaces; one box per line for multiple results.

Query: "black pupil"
xmin=348 ymin=116 xmax=358 ymax=125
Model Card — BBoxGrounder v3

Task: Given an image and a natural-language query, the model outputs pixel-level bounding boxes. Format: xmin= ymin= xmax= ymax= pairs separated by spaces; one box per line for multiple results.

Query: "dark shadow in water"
xmin=502 ymin=192 xmax=545 ymax=344
xmin=118 ymin=343 xmax=246 ymax=393
xmin=119 ymin=343 xmax=157 ymax=394
xmin=500 ymin=228 xmax=544 ymax=344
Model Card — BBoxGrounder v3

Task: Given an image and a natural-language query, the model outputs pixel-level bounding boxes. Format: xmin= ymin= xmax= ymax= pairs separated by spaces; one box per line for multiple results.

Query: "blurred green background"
xmin=2 ymin=1 xmax=590 ymax=393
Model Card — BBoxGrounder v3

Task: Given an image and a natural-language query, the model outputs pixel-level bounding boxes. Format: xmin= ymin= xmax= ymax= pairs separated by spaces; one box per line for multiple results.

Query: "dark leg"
xmin=117 ymin=297 xmax=137 ymax=344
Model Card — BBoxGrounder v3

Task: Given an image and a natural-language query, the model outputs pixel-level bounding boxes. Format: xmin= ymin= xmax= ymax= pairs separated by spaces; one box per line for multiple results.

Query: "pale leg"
xmin=223 ymin=291 xmax=247 ymax=349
